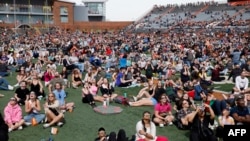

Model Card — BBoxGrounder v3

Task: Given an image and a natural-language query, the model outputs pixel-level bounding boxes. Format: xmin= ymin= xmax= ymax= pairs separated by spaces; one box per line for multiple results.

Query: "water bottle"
xmin=106 ymin=98 xmax=109 ymax=106
xmin=103 ymin=99 xmax=107 ymax=107
xmin=124 ymin=93 xmax=127 ymax=98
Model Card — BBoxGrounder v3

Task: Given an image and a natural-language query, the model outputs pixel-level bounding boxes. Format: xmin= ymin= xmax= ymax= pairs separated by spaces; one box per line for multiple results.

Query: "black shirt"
xmin=15 ymin=88 xmax=30 ymax=100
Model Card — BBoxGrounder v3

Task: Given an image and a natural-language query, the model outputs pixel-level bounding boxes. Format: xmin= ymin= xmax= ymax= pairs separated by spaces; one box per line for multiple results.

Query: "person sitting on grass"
xmin=232 ymin=71 xmax=250 ymax=95
xmin=153 ymin=94 xmax=174 ymax=127
xmin=174 ymin=93 xmax=196 ymax=112
xmin=129 ymin=80 xmax=157 ymax=107
xmin=48 ymin=72 xmax=65 ymax=94
xmin=43 ymin=93 xmax=64 ymax=128
xmin=44 ymin=66 xmax=55 ymax=87
xmin=115 ymin=67 xmax=133 ymax=87
xmin=176 ymin=99 xmax=195 ymax=130
xmin=135 ymin=111 xmax=168 ymax=141
xmin=53 ymin=82 xmax=75 ymax=112
xmin=4 ymin=97 xmax=25 ymax=132
xmin=60 ymin=67 xmax=70 ymax=87
xmin=215 ymin=108 xmax=235 ymax=140
xmin=117 ymin=129 xmax=129 ymax=141
xmin=28 ymin=72 xmax=45 ymax=100
xmin=71 ymin=68 xmax=83 ymax=89
xmin=164 ymin=79 xmax=183 ymax=102
xmin=230 ymin=95 xmax=250 ymax=125
xmin=89 ymin=79 xmax=104 ymax=102
xmin=24 ymin=91 xmax=45 ymax=126
xmin=189 ymin=103 xmax=217 ymax=141
xmin=99 ymin=78 xmax=118 ymax=102
xmin=14 ymin=66 xmax=28 ymax=87
xmin=82 ymin=83 xmax=97 ymax=108
xmin=14 ymin=81 xmax=30 ymax=105
xmin=0 ymin=76 xmax=14 ymax=90
xmin=95 ymin=127 xmax=108 ymax=141
xmin=202 ymin=93 xmax=227 ymax=116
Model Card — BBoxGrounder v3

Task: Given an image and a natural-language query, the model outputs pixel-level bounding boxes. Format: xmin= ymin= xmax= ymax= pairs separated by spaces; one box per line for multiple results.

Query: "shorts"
xmin=151 ymin=97 xmax=158 ymax=106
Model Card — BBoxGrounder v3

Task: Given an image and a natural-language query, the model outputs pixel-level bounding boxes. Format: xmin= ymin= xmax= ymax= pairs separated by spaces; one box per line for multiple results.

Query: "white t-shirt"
xmin=235 ymin=76 xmax=249 ymax=90
xmin=69 ymin=56 xmax=79 ymax=64
xmin=136 ymin=121 xmax=156 ymax=141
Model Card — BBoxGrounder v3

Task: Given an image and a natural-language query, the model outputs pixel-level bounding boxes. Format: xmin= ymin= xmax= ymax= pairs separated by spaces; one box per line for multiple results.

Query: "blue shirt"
xmin=119 ymin=58 xmax=127 ymax=68
xmin=115 ymin=72 xmax=123 ymax=86
xmin=53 ymin=89 xmax=66 ymax=106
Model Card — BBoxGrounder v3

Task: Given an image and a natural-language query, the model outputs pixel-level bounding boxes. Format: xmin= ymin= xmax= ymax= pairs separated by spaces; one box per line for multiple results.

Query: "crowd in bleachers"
xmin=128 ymin=1 xmax=250 ymax=32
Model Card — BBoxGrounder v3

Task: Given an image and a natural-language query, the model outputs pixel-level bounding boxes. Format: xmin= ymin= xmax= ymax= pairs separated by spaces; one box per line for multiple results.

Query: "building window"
xmin=60 ymin=6 xmax=68 ymax=14
xmin=60 ymin=7 xmax=68 ymax=23
xmin=86 ymin=3 xmax=103 ymax=15
xmin=60 ymin=15 xmax=68 ymax=23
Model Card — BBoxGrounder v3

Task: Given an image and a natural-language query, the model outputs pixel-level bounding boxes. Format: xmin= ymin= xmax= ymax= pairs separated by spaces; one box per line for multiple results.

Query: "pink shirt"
xmin=154 ymin=103 xmax=172 ymax=114
xmin=44 ymin=72 xmax=54 ymax=82
xmin=4 ymin=103 xmax=23 ymax=124
xmin=90 ymin=85 xmax=98 ymax=96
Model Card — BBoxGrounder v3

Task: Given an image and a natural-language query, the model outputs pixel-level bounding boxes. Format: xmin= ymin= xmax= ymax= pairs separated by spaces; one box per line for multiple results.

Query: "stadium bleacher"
xmin=130 ymin=1 xmax=250 ymax=32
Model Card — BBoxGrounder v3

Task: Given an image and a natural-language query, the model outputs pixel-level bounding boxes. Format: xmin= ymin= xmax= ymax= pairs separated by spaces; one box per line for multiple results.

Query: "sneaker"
xmin=24 ymin=122 xmax=32 ymax=126
xmin=18 ymin=126 xmax=23 ymax=130
xmin=57 ymin=122 xmax=64 ymax=127
xmin=14 ymin=83 xmax=19 ymax=87
xmin=159 ymin=124 xmax=164 ymax=127
xmin=128 ymin=102 xmax=132 ymax=106
xmin=133 ymin=96 xmax=137 ymax=102
xmin=8 ymin=128 xmax=13 ymax=132
xmin=8 ymin=85 xmax=14 ymax=90
xmin=43 ymin=123 xmax=50 ymax=128
xmin=168 ymin=122 xmax=173 ymax=126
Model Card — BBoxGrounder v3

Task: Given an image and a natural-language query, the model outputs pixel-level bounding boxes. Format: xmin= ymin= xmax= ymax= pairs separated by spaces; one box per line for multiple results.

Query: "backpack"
xmin=113 ymin=96 xmax=129 ymax=106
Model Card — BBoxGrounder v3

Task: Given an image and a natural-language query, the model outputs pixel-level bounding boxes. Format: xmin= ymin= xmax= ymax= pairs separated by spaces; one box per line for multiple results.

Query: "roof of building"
xmin=56 ymin=0 xmax=75 ymax=4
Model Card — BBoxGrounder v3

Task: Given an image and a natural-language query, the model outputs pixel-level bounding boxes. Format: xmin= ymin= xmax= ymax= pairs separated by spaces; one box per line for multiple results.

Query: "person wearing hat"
xmin=230 ymin=95 xmax=250 ymax=125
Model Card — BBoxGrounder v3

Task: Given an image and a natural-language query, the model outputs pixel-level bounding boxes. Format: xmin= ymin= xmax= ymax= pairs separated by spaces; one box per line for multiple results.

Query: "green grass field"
xmin=0 ymin=69 xmax=233 ymax=141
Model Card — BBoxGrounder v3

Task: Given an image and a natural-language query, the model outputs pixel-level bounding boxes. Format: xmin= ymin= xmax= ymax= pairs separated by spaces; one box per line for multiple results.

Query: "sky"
xmin=75 ymin=0 xmax=228 ymax=21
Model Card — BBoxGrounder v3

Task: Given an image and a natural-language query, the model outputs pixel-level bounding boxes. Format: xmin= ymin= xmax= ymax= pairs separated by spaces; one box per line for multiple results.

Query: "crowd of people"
xmin=0 ymin=6 xmax=249 ymax=140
